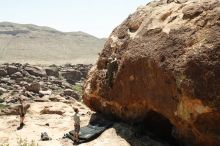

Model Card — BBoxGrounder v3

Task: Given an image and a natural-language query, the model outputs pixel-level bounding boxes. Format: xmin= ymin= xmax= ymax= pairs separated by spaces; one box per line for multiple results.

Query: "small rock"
xmin=0 ymin=78 xmax=11 ymax=84
xmin=52 ymin=80 xmax=62 ymax=86
xmin=33 ymin=98 xmax=50 ymax=102
xmin=21 ymin=70 xmax=30 ymax=77
xmin=63 ymin=89 xmax=80 ymax=100
xmin=40 ymin=107 xmax=64 ymax=115
xmin=63 ymin=89 xmax=74 ymax=96
xmin=62 ymin=82 xmax=72 ymax=89
xmin=15 ymin=78 xmax=24 ymax=84
xmin=11 ymin=72 xmax=23 ymax=79
xmin=12 ymin=85 xmax=21 ymax=90
xmin=41 ymin=132 xmax=52 ymax=141
xmin=39 ymin=90 xmax=52 ymax=96
xmin=17 ymin=81 xmax=29 ymax=87
xmin=26 ymin=82 xmax=40 ymax=93
xmin=49 ymin=95 xmax=65 ymax=102
xmin=25 ymin=91 xmax=34 ymax=98
xmin=0 ymin=87 xmax=7 ymax=93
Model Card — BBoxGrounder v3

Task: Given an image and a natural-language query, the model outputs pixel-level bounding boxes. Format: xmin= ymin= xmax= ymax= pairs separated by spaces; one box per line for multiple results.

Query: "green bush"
xmin=0 ymin=104 xmax=7 ymax=111
xmin=73 ymin=83 xmax=82 ymax=95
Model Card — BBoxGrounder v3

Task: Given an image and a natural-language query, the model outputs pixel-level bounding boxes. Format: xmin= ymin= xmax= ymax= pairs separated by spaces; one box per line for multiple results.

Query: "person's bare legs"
xmin=17 ymin=116 xmax=24 ymax=130
xmin=20 ymin=116 xmax=25 ymax=127
xmin=73 ymin=132 xmax=79 ymax=143
xmin=76 ymin=133 xmax=79 ymax=142
xmin=73 ymin=133 xmax=77 ymax=143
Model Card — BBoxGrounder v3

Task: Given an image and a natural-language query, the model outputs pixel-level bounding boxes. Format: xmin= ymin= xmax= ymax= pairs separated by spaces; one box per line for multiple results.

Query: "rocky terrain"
xmin=0 ymin=63 xmax=91 ymax=104
xmin=0 ymin=63 xmax=170 ymax=146
xmin=83 ymin=0 xmax=220 ymax=146
xmin=0 ymin=22 xmax=105 ymax=64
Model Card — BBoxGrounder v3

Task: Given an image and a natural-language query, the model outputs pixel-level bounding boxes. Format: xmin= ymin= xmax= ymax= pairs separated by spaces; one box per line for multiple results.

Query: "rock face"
xmin=83 ymin=0 xmax=220 ymax=145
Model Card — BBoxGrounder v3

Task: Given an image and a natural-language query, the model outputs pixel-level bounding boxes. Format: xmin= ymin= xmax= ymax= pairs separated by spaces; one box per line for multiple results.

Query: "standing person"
xmin=17 ymin=97 xmax=30 ymax=130
xmin=106 ymin=57 xmax=118 ymax=88
xmin=73 ymin=108 xmax=80 ymax=143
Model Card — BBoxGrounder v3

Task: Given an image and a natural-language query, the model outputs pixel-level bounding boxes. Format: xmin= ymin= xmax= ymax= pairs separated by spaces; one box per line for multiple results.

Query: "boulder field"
xmin=83 ymin=0 xmax=220 ymax=145
xmin=0 ymin=63 xmax=91 ymax=104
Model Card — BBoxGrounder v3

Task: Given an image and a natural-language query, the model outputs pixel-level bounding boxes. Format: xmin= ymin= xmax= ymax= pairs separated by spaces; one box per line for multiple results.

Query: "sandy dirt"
xmin=0 ymin=101 xmax=124 ymax=146
xmin=0 ymin=100 xmax=166 ymax=146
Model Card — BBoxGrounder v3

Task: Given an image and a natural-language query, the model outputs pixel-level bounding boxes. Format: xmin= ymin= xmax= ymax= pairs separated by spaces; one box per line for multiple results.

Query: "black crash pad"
xmin=65 ymin=115 xmax=113 ymax=143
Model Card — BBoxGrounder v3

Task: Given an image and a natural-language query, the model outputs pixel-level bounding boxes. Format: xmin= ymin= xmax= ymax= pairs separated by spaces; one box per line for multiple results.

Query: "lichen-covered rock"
xmin=83 ymin=0 xmax=220 ymax=145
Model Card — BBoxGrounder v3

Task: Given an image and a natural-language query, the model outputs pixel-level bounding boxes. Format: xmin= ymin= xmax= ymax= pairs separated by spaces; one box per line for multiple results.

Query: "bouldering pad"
xmin=65 ymin=114 xmax=113 ymax=143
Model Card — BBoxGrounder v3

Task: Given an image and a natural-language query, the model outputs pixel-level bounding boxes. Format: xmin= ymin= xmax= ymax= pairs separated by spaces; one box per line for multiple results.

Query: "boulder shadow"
xmin=113 ymin=110 xmax=181 ymax=146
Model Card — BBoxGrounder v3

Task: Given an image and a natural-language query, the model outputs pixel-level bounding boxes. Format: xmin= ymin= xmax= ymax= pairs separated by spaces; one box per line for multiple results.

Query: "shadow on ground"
xmin=112 ymin=111 xmax=181 ymax=146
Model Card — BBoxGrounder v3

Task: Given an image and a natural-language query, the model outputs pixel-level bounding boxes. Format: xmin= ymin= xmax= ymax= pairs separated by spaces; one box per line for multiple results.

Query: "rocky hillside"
xmin=83 ymin=0 xmax=220 ymax=146
xmin=0 ymin=22 xmax=105 ymax=64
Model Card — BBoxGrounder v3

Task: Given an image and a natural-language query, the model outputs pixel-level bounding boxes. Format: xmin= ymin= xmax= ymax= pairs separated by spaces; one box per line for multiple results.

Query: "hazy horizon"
xmin=0 ymin=0 xmax=150 ymax=38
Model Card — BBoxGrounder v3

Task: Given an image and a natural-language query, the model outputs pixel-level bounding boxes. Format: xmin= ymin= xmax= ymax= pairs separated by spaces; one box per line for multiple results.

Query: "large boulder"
xmin=26 ymin=82 xmax=40 ymax=93
xmin=7 ymin=65 xmax=18 ymax=75
xmin=0 ymin=68 xmax=7 ymax=77
xmin=83 ymin=0 xmax=220 ymax=146
xmin=60 ymin=69 xmax=82 ymax=84
xmin=24 ymin=66 xmax=46 ymax=77
xmin=45 ymin=67 xmax=59 ymax=77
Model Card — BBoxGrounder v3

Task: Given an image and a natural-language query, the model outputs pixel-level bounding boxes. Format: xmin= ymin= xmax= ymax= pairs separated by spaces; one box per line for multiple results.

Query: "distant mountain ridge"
xmin=0 ymin=22 xmax=106 ymax=64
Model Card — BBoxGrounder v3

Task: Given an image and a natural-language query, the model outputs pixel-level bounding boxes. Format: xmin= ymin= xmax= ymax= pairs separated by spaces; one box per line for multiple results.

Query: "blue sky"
xmin=0 ymin=0 xmax=150 ymax=38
